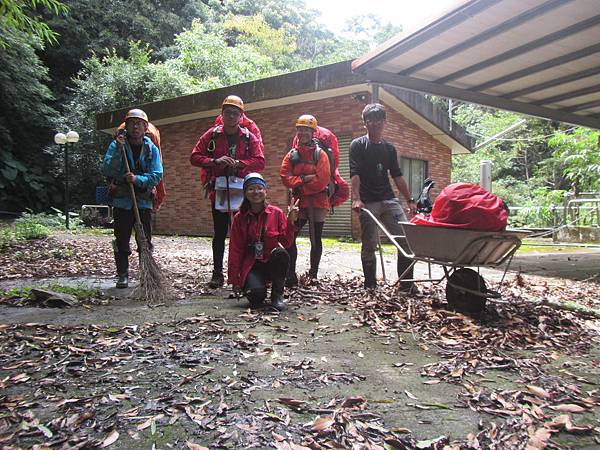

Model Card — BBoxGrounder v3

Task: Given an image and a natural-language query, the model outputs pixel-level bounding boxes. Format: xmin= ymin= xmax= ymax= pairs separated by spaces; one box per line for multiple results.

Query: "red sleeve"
xmin=190 ymin=129 xmax=214 ymax=167
xmin=280 ymin=151 xmax=303 ymax=189
xmin=302 ymin=149 xmax=330 ymax=195
xmin=227 ymin=212 xmax=246 ymax=287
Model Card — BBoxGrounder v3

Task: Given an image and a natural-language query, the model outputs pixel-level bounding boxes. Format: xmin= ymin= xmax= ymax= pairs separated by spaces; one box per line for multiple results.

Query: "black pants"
xmin=113 ymin=207 xmax=153 ymax=254
xmin=287 ymin=219 xmax=324 ymax=276
xmin=211 ymin=205 xmax=231 ymax=273
xmin=244 ymin=248 xmax=289 ymax=303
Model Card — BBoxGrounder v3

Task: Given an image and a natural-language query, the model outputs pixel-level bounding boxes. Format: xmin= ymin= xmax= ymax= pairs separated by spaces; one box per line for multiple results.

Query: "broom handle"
xmin=119 ymin=143 xmax=143 ymax=226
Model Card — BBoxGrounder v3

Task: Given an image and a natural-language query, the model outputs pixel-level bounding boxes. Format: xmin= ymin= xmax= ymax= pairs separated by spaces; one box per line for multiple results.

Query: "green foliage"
xmin=0 ymin=0 xmax=67 ymax=47
xmin=0 ymin=284 xmax=99 ymax=301
xmin=50 ymin=41 xmax=199 ymax=206
xmin=173 ymin=20 xmax=279 ymax=86
xmin=0 ymin=218 xmax=50 ymax=250
xmin=16 ymin=209 xmax=67 ymax=229
xmin=0 ymin=23 xmax=61 ymax=212
xmin=548 ymin=128 xmax=600 ymax=191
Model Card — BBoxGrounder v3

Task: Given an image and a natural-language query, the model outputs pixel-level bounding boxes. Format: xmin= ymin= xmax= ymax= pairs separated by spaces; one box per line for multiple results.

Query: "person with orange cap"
xmin=280 ymin=114 xmax=331 ymax=287
xmin=101 ymin=108 xmax=163 ymax=288
xmin=190 ymin=95 xmax=265 ymax=289
xmin=228 ymin=173 xmax=299 ymax=311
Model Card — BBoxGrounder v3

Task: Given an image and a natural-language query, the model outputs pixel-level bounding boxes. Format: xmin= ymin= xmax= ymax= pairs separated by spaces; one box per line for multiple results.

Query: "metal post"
xmin=480 ymin=160 xmax=492 ymax=192
xmin=64 ymin=143 xmax=69 ymax=229
xmin=371 ymin=83 xmax=379 ymax=103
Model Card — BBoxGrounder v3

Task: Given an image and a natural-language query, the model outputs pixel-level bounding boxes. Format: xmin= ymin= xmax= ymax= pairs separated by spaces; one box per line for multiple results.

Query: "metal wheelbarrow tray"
xmin=363 ymin=208 xmax=529 ymax=313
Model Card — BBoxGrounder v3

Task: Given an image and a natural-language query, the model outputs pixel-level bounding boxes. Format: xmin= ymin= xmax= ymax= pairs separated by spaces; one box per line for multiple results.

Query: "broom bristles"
xmin=133 ymin=224 xmax=171 ymax=304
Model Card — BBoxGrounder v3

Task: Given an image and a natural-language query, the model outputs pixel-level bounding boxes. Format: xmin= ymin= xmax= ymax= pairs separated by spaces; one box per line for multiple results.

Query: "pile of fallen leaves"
xmin=288 ymin=275 xmax=600 ymax=448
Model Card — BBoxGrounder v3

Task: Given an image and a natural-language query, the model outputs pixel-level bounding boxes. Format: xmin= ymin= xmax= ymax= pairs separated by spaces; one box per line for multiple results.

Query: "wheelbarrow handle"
xmin=360 ymin=208 xmax=414 ymax=259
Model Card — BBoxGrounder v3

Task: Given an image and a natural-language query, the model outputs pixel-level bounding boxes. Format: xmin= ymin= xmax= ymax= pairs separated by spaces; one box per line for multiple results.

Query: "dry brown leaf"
xmin=277 ymin=397 xmax=307 ymax=408
xmin=137 ymin=414 xmax=164 ymax=431
xmin=340 ymin=396 xmax=365 ymax=407
xmin=185 ymin=441 xmax=209 ymax=450
xmin=527 ymin=385 xmax=552 ymax=400
xmin=99 ymin=430 xmax=119 ymax=448
xmin=310 ymin=416 xmax=335 ymax=432
xmin=549 ymin=404 xmax=586 ymax=413
xmin=525 ymin=427 xmax=552 ymax=450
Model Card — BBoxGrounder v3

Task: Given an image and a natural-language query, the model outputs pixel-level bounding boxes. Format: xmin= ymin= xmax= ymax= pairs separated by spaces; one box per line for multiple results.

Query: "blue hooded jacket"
xmin=101 ymin=135 xmax=163 ymax=210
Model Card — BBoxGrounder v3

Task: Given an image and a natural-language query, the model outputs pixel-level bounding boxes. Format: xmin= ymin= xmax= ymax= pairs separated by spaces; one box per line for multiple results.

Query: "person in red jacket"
xmin=228 ymin=173 xmax=299 ymax=311
xmin=280 ymin=114 xmax=331 ymax=287
xmin=190 ymin=95 xmax=265 ymax=288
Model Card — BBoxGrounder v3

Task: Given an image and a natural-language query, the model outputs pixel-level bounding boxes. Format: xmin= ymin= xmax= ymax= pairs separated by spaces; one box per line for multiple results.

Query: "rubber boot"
xmin=397 ymin=254 xmax=414 ymax=292
xmin=270 ymin=276 xmax=286 ymax=311
xmin=247 ymin=288 xmax=267 ymax=309
xmin=208 ymin=270 xmax=224 ymax=289
xmin=115 ymin=252 xmax=129 ymax=289
xmin=362 ymin=259 xmax=377 ymax=290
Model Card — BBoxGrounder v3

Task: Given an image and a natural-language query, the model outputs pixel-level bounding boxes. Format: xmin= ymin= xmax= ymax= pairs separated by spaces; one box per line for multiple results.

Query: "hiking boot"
xmin=116 ymin=273 xmax=128 ymax=289
xmin=207 ymin=271 xmax=224 ymax=289
xmin=270 ymin=294 xmax=286 ymax=311
xmin=285 ymin=273 xmax=298 ymax=288
xmin=362 ymin=260 xmax=377 ymax=290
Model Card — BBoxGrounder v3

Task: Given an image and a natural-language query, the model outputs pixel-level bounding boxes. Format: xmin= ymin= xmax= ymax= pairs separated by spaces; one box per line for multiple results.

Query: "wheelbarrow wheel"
xmin=446 ymin=268 xmax=487 ymax=313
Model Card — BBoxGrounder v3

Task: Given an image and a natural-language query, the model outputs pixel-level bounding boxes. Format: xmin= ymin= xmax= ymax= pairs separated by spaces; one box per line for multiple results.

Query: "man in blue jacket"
xmin=102 ymin=109 xmax=163 ymax=288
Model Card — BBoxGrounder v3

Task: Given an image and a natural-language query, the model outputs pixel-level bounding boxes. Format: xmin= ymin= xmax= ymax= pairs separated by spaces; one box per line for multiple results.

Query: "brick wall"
xmin=155 ymin=92 xmax=452 ymax=237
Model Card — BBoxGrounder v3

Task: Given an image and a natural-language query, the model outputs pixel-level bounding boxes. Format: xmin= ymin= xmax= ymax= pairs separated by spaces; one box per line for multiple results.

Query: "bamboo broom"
xmin=120 ymin=143 xmax=170 ymax=303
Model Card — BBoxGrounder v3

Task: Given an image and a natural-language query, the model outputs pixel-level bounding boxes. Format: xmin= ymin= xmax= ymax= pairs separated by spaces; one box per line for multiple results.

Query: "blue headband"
xmin=243 ymin=177 xmax=266 ymax=190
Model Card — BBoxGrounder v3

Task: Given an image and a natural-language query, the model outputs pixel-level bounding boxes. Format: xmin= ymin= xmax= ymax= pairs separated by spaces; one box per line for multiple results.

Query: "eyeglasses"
xmin=365 ymin=118 xmax=385 ymax=125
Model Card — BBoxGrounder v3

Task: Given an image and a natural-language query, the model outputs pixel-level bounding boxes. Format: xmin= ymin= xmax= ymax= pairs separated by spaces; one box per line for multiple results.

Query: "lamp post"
xmin=54 ymin=131 xmax=79 ymax=229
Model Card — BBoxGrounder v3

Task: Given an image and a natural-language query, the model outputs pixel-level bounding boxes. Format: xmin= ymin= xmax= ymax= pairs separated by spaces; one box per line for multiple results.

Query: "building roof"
xmin=352 ymin=0 xmax=600 ymax=130
xmin=96 ymin=60 xmax=474 ymax=154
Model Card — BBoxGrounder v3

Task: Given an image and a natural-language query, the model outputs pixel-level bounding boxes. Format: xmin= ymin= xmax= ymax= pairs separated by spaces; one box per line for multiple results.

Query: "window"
xmin=400 ymin=157 xmax=428 ymax=198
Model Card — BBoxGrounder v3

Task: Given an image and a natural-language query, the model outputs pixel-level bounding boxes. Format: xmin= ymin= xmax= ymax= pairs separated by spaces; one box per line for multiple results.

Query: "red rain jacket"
xmin=411 ymin=183 xmax=508 ymax=231
xmin=291 ymin=126 xmax=349 ymax=208
xmin=215 ymin=113 xmax=264 ymax=152
xmin=190 ymin=125 xmax=265 ymax=202
xmin=228 ymin=204 xmax=297 ymax=287
xmin=280 ymin=143 xmax=331 ymax=210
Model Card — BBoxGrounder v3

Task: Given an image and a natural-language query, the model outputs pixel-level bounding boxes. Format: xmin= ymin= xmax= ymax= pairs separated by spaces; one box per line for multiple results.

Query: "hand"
xmin=125 ymin=172 xmax=137 ymax=184
xmin=215 ymin=156 xmax=237 ymax=167
xmin=352 ymin=199 xmax=364 ymax=212
xmin=287 ymin=198 xmax=300 ymax=223
xmin=408 ymin=200 xmax=417 ymax=214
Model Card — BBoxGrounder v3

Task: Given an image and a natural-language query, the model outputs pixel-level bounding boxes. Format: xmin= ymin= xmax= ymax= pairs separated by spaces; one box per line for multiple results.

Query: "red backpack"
xmin=411 ymin=183 xmax=508 ymax=231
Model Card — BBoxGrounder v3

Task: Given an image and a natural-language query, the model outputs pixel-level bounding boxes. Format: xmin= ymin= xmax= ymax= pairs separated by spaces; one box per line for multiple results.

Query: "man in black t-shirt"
xmin=349 ymin=103 xmax=416 ymax=290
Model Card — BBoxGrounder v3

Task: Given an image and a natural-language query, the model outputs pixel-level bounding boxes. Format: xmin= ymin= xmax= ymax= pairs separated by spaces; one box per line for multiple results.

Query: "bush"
xmin=14 ymin=221 xmax=50 ymax=239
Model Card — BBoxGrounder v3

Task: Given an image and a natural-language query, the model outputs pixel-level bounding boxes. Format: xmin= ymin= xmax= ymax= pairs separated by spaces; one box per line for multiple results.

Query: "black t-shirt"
xmin=349 ymin=135 xmax=403 ymax=203
xmin=226 ymin=132 xmax=238 ymax=157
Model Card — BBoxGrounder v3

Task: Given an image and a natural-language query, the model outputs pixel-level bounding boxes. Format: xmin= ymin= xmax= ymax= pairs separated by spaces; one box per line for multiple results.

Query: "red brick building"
xmin=97 ymin=60 xmax=473 ymax=238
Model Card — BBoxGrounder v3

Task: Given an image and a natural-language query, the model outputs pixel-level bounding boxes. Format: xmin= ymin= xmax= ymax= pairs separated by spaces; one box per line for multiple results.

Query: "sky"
xmin=302 ymin=0 xmax=460 ymax=35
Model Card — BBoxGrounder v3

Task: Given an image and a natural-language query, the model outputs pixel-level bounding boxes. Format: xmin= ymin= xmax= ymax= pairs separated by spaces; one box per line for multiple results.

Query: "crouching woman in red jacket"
xmin=228 ymin=173 xmax=299 ymax=311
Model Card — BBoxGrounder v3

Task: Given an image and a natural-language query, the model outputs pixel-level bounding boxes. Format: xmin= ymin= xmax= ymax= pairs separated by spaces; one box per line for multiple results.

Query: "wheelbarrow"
xmin=362 ymin=208 xmax=529 ymax=313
